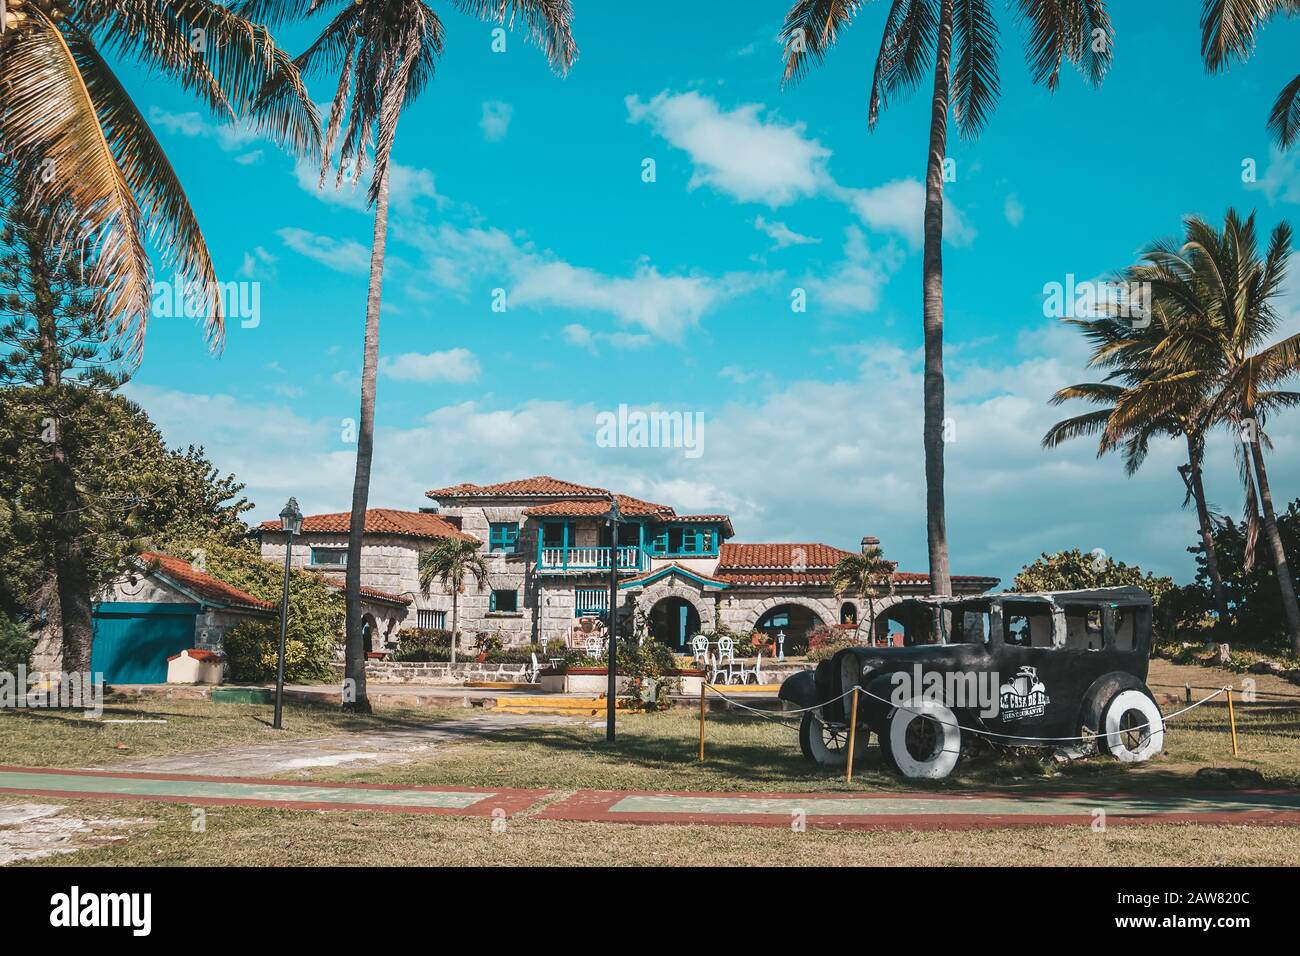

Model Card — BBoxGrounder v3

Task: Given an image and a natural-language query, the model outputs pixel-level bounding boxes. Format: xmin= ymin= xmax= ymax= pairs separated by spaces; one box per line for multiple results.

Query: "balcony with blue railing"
xmin=536 ymin=545 xmax=647 ymax=573
xmin=575 ymin=587 xmax=609 ymax=616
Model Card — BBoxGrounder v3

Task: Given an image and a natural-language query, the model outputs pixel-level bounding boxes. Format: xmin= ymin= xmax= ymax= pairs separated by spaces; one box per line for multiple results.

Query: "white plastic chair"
xmin=689 ymin=634 xmax=709 ymax=662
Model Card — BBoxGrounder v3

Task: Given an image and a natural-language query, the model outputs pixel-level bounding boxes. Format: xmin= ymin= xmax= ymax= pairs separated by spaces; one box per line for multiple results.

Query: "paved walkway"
xmin=100 ymin=713 xmax=575 ymax=777
xmin=4 ymin=766 xmax=1300 ymax=829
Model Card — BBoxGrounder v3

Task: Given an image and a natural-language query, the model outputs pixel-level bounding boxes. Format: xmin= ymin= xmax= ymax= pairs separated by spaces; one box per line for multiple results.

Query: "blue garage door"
xmin=92 ymin=603 xmax=200 ymax=684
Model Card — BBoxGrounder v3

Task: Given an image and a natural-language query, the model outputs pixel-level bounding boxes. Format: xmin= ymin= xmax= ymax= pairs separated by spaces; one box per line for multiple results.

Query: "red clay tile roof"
xmin=315 ymin=573 xmax=413 ymax=606
xmin=664 ymin=514 xmax=735 ymax=537
xmin=427 ymin=476 xmax=609 ymax=498
xmin=136 ymin=553 xmax=275 ymax=612
xmin=717 ymin=543 xmax=855 ymax=571
xmin=258 ymin=509 xmax=476 ymax=542
xmin=167 ymin=649 xmax=225 ymax=662
xmin=523 ymin=494 xmax=675 ymax=519
xmin=891 ymin=570 xmax=1001 ymax=586
xmin=714 ymin=570 xmax=836 ymax=586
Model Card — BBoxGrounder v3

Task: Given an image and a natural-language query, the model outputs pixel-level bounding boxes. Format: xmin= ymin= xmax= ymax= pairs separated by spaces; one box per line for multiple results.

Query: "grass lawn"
xmin=3 ymin=658 xmax=1300 ymax=865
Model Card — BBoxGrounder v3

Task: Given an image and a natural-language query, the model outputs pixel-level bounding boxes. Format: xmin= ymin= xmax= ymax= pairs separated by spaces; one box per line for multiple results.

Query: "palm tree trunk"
xmin=1248 ymin=436 xmax=1300 ymax=650
xmin=27 ymin=222 xmax=94 ymax=677
xmin=342 ymin=164 xmax=391 ymax=714
xmin=1185 ymin=433 xmax=1230 ymax=629
xmin=450 ymin=591 xmax=458 ymax=667
xmin=921 ymin=0 xmax=954 ymax=596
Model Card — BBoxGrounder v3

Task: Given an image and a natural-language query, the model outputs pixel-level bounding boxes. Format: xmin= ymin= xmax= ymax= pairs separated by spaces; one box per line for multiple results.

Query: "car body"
xmin=780 ymin=586 xmax=1164 ymax=778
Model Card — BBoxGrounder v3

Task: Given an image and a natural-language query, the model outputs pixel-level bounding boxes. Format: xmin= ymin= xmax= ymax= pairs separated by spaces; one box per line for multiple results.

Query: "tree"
xmin=779 ymin=0 xmax=1113 ymax=595
xmin=1043 ymin=298 xmax=1233 ymax=631
xmin=830 ymin=545 xmax=897 ymax=641
xmin=1201 ymin=0 xmax=1300 ymax=147
xmin=0 ymin=0 xmax=318 ymax=348
xmin=240 ymin=0 xmax=577 ymax=712
xmin=1104 ymin=211 xmax=1300 ymax=652
xmin=418 ymin=538 xmax=488 ymax=667
xmin=1012 ymin=549 xmax=1174 ymax=602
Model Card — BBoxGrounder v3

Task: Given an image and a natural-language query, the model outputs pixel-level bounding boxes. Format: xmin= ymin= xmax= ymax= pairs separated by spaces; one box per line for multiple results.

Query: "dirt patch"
xmin=0 ymin=802 xmax=150 ymax=865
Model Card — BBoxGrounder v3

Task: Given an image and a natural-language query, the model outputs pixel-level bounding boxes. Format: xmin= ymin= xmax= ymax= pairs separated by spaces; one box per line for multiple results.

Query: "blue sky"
xmin=118 ymin=2 xmax=1300 ymax=585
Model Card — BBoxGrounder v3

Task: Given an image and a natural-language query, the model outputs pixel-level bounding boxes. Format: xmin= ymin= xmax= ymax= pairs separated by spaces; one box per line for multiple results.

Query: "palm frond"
xmin=1267 ymin=72 xmax=1300 ymax=147
xmin=951 ymin=0 xmax=1000 ymax=138
xmin=780 ymin=0 xmax=865 ymax=87
xmin=1200 ymin=0 xmax=1293 ymax=71
xmin=451 ymin=0 xmax=578 ymax=74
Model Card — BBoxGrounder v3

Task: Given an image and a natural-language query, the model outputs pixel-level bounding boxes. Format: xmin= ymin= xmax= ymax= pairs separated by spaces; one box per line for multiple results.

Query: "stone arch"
xmin=634 ymin=581 xmax=714 ymax=636
xmin=743 ymin=594 xmax=836 ymax=633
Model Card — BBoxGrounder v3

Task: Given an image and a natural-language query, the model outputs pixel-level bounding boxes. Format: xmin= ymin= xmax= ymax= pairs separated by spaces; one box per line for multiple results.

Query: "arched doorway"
xmin=648 ymin=597 xmax=700 ymax=651
xmin=755 ymin=603 xmax=825 ymax=655
xmin=361 ymin=614 xmax=376 ymax=654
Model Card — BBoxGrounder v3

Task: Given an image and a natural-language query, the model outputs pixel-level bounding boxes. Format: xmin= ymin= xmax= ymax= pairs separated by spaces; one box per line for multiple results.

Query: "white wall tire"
xmin=1101 ymin=689 xmax=1164 ymax=763
xmin=885 ymin=698 xmax=963 ymax=780
xmin=799 ymin=712 xmax=869 ymax=767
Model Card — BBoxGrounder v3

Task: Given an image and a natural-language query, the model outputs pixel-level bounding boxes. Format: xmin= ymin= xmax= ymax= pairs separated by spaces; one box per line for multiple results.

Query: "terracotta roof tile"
xmin=523 ymin=494 xmax=675 ymax=518
xmin=258 ymin=509 xmax=476 ymax=542
xmin=137 ymin=553 xmax=275 ymax=612
xmin=426 ymin=476 xmax=609 ymax=498
xmin=315 ymin=573 xmax=413 ymax=606
xmin=717 ymin=543 xmax=855 ymax=571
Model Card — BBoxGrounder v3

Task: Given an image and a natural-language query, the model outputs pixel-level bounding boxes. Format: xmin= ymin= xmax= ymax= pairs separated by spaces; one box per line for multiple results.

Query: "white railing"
xmin=575 ymin=588 xmax=609 ymax=615
xmin=538 ymin=546 xmax=644 ymax=571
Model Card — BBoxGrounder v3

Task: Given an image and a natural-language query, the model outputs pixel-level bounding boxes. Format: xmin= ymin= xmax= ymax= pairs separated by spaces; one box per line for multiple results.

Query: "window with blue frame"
xmin=489 ymin=589 xmax=518 ymax=613
xmin=650 ymin=525 xmax=719 ymax=557
xmin=488 ymin=522 xmax=519 ymax=553
xmin=311 ymin=547 xmax=347 ymax=567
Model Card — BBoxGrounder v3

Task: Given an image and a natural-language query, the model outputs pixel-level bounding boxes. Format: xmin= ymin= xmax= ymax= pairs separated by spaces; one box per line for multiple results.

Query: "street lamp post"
xmin=273 ymin=497 xmax=303 ymax=730
xmin=604 ymin=495 xmax=622 ymax=743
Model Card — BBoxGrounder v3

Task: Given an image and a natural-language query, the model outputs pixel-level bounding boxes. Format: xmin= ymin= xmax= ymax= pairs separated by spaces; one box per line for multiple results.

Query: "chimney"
xmin=861 ymin=536 xmax=880 ymax=554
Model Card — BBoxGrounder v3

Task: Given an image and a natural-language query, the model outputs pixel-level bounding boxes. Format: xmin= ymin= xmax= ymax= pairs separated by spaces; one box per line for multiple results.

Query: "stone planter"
xmin=537 ymin=667 xmax=704 ymax=695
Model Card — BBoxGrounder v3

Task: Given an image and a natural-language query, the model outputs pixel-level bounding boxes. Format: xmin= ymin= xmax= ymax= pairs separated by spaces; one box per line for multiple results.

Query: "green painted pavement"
xmin=0 ymin=771 xmax=490 ymax=809
xmin=608 ymin=792 xmax=1300 ymax=817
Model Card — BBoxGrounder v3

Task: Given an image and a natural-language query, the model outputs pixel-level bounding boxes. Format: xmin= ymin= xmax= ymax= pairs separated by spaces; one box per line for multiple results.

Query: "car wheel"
xmin=799 ymin=711 xmax=869 ymax=767
xmin=883 ymin=698 xmax=964 ymax=780
xmin=1101 ymin=689 xmax=1164 ymax=762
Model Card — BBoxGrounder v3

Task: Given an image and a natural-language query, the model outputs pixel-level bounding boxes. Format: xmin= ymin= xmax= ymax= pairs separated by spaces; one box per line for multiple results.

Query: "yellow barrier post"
xmin=698 ymin=680 xmax=707 ymax=761
xmin=845 ymin=687 xmax=860 ymax=784
xmin=1226 ymin=687 xmax=1239 ymax=757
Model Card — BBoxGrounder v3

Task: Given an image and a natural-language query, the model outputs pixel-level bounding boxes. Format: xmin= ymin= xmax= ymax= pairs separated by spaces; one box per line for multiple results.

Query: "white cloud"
xmin=239 ymin=246 xmax=278 ymax=280
xmin=1248 ymin=148 xmax=1300 ymax=206
xmin=754 ymin=215 xmax=820 ymax=249
xmin=148 ymin=106 xmax=261 ymax=154
xmin=837 ymin=179 xmax=977 ymax=248
xmin=480 ymin=101 xmax=514 ymax=142
xmin=1004 ymin=194 xmax=1025 ymax=227
xmin=626 ymin=91 xmax=832 ymax=206
xmin=380 ymin=348 xmax=481 ymax=384
xmin=275 ymin=227 xmax=370 ymax=273
xmin=806 ymin=227 xmax=905 ymax=313
xmin=293 ymin=158 xmax=447 ymax=214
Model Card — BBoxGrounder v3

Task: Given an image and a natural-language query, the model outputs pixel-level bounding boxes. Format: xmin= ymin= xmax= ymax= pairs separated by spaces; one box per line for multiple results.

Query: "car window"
xmin=1064 ymin=608 xmax=1104 ymax=650
xmin=1111 ymin=608 xmax=1138 ymax=651
xmin=1004 ymin=609 xmax=1054 ymax=647
xmin=951 ymin=610 xmax=991 ymax=645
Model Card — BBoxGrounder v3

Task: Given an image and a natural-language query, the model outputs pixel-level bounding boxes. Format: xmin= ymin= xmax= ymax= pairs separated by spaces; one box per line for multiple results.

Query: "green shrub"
xmin=224 ymin=619 xmax=336 ymax=683
xmin=393 ymin=628 xmax=452 ymax=662
xmin=0 ymin=613 xmax=34 ymax=674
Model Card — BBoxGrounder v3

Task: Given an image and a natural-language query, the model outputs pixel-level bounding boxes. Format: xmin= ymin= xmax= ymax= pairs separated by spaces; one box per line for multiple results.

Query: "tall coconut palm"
xmin=241 ymin=0 xmax=576 ymax=712
xmin=780 ymin=0 xmax=1113 ymax=596
xmin=418 ymin=537 xmax=489 ymax=666
xmin=830 ymin=545 xmax=897 ymax=643
xmin=1107 ymin=210 xmax=1300 ymax=651
xmin=1043 ymin=305 xmax=1233 ymax=630
xmin=1201 ymin=0 xmax=1300 ymax=147
xmin=0 ymin=1 xmax=317 ymax=673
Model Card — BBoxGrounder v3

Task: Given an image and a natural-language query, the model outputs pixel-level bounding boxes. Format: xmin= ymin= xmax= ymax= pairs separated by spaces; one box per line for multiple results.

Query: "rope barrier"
xmin=698 ymin=680 xmax=1228 ymax=745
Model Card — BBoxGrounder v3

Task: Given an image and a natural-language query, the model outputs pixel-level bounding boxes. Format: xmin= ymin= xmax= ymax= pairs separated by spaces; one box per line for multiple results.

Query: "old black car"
xmin=778 ymin=587 xmax=1164 ymax=779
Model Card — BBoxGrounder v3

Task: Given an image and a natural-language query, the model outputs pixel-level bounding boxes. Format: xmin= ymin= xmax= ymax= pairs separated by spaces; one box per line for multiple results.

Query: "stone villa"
xmin=257 ymin=476 xmax=999 ymax=653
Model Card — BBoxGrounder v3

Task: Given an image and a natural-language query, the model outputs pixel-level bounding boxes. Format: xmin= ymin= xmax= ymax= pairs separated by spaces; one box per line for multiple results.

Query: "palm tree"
xmin=1107 ymin=210 xmax=1300 ymax=651
xmin=418 ymin=538 xmax=489 ymax=666
xmin=830 ymin=545 xmax=897 ymax=643
xmin=1044 ymin=305 xmax=1234 ymax=631
xmin=1201 ymin=0 xmax=1300 ymax=147
xmin=241 ymin=0 xmax=577 ymax=712
xmin=780 ymin=0 xmax=1114 ymax=596
xmin=0 ymin=1 xmax=316 ymax=673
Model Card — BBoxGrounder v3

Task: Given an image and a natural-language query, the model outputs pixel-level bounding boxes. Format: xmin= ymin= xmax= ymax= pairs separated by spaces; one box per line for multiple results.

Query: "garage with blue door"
xmin=91 ymin=552 xmax=275 ymax=685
